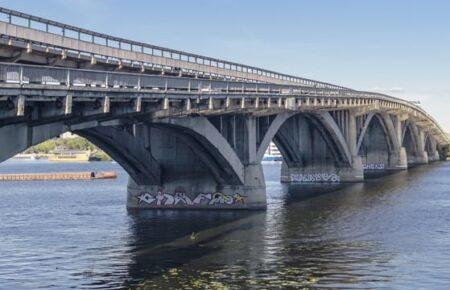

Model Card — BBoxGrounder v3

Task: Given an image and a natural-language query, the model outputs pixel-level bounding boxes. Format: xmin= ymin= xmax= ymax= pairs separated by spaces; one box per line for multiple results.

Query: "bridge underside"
xmin=0 ymin=8 xmax=447 ymax=209
xmin=1 ymin=104 xmax=447 ymax=210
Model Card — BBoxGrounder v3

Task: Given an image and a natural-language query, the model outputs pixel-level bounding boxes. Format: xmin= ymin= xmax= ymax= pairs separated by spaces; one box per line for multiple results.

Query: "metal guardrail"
xmin=0 ymin=62 xmax=342 ymax=95
xmin=0 ymin=62 xmax=447 ymax=142
xmin=0 ymin=7 xmax=348 ymax=90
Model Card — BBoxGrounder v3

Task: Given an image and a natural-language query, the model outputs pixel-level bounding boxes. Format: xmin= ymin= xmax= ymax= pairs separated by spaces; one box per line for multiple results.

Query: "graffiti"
xmin=136 ymin=190 xmax=245 ymax=206
xmin=290 ymin=173 xmax=340 ymax=183
xmin=363 ymin=163 xmax=385 ymax=170
xmin=137 ymin=193 xmax=155 ymax=204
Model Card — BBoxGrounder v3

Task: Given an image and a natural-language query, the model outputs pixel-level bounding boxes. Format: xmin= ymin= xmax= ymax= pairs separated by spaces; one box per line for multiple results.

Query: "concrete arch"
xmin=256 ymin=112 xmax=295 ymax=163
xmin=0 ymin=121 xmax=162 ymax=186
xmin=269 ymin=112 xmax=359 ymax=183
xmin=127 ymin=116 xmax=266 ymax=209
xmin=76 ymin=126 xmax=161 ymax=185
xmin=276 ymin=113 xmax=350 ymax=167
xmin=423 ymin=133 xmax=440 ymax=162
xmin=153 ymin=116 xmax=245 ymax=185
xmin=357 ymin=113 xmax=393 ymax=172
xmin=402 ymin=122 xmax=420 ymax=164
xmin=0 ymin=122 xmax=67 ymax=163
xmin=314 ymin=111 xmax=353 ymax=166
xmin=356 ymin=112 xmax=398 ymax=154
xmin=255 ymin=111 xmax=352 ymax=167
xmin=424 ymin=134 xmax=433 ymax=154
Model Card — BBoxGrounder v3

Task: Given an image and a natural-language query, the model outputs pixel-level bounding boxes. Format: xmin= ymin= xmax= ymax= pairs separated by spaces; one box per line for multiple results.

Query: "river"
xmin=0 ymin=160 xmax=449 ymax=289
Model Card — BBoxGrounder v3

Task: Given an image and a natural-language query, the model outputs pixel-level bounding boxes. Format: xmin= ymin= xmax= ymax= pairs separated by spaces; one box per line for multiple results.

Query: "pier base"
xmin=127 ymin=164 xmax=267 ymax=210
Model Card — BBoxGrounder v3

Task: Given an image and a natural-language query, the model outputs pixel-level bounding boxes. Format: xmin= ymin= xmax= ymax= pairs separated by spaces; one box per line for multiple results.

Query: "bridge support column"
xmin=126 ymin=116 xmax=266 ymax=210
xmin=346 ymin=111 xmax=364 ymax=182
xmin=389 ymin=117 xmax=409 ymax=170
xmin=388 ymin=147 xmax=408 ymax=170
xmin=415 ymin=130 xmax=429 ymax=165
xmin=127 ymin=163 xmax=266 ymax=210
xmin=429 ymin=149 xmax=440 ymax=162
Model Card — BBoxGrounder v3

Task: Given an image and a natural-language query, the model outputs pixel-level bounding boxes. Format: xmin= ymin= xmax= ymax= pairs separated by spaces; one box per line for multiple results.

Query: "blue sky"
xmin=2 ymin=0 xmax=450 ymax=130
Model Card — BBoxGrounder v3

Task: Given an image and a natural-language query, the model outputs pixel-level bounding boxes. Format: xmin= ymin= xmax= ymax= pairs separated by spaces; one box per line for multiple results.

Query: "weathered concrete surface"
xmin=0 ymin=61 xmax=447 ymax=210
xmin=125 ymin=117 xmax=267 ymax=209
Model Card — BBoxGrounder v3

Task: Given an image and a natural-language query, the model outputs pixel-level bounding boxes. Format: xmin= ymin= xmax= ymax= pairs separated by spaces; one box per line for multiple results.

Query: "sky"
xmin=2 ymin=0 xmax=450 ymax=131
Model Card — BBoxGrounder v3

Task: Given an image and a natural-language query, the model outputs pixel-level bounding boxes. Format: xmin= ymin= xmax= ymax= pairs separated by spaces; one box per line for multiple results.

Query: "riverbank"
xmin=19 ymin=136 xmax=112 ymax=161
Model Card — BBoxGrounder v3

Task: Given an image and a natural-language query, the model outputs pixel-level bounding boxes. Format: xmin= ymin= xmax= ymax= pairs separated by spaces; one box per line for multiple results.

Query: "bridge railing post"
xmin=105 ymin=73 xmax=109 ymax=88
xmin=66 ymin=69 xmax=70 ymax=88
xmin=19 ymin=66 xmax=23 ymax=86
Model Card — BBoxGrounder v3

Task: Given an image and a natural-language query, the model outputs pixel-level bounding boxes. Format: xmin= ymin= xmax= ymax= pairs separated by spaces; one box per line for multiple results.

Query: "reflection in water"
xmin=0 ymin=161 xmax=450 ymax=289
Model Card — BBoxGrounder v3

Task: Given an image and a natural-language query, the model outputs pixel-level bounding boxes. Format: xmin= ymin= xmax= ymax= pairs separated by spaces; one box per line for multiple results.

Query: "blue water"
xmin=0 ymin=160 xmax=450 ymax=289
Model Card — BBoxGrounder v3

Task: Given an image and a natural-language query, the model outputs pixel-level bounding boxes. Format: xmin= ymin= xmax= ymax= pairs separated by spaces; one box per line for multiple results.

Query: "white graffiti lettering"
xmin=192 ymin=193 xmax=212 ymax=204
xmin=137 ymin=193 xmax=155 ymax=204
xmin=209 ymin=192 xmax=233 ymax=205
xmin=290 ymin=173 xmax=340 ymax=183
xmin=363 ymin=163 xmax=385 ymax=170
xmin=136 ymin=191 xmax=245 ymax=206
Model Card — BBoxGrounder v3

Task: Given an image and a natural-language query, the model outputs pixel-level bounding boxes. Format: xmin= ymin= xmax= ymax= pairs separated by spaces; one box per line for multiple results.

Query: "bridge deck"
xmin=0 ymin=7 xmax=345 ymax=89
xmin=0 ymin=62 xmax=447 ymax=144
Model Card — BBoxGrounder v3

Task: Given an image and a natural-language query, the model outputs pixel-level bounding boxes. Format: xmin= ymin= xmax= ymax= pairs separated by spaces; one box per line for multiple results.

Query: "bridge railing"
xmin=0 ymin=62 xmax=446 ymax=140
xmin=0 ymin=7 xmax=348 ymax=90
xmin=4 ymin=62 xmax=348 ymax=96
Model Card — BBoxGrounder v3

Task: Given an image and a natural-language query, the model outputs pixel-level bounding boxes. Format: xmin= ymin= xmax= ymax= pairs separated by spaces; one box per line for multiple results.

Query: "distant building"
xmin=60 ymin=132 xmax=78 ymax=139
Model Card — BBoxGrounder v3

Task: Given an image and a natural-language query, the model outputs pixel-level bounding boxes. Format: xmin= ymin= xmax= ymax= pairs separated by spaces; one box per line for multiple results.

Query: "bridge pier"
xmin=126 ymin=116 xmax=267 ymax=210
xmin=277 ymin=112 xmax=364 ymax=184
xmin=389 ymin=148 xmax=408 ymax=170
xmin=126 ymin=164 xmax=266 ymax=210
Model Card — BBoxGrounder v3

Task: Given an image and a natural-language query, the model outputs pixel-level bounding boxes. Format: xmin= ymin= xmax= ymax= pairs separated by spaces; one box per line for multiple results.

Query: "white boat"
xmin=10 ymin=154 xmax=37 ymax=161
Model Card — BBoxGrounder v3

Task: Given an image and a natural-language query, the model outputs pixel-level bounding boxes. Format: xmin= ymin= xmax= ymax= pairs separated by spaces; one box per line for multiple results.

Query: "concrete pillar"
xmin=346 ymin=111 xmax=364 ymax=182
xmin=390 ymin=116 xmax=408 ymax=170
xmin=126 ymin=116 xmax=266 ymax=210
xmin=415 ymin=130 xmax=429 ymax=165
xmin=390 ymin=147 xmax=408 ymax=170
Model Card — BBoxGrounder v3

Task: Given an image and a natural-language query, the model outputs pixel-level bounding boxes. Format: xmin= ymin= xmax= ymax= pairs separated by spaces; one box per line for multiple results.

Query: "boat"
xmin=9 ymin=153 xmax=37 ymax=161
xmin=262 ymin=154 xmax=283 ymax=162
xmin=48 ymin=150 xmax=90 ymax=162
xmin=262 ymin=142 xmax=283 ymax=163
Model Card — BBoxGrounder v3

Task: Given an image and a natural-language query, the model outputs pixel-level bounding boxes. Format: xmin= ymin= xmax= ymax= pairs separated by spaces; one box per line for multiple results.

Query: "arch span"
xmin=257 ymin=112 xmax=360 ymax=183
xmin=0 ymin=121 xmax=162 ymax=186
xmin=127 ymin=116 xmax=266 ymax=209
xmin=424 ymin=134 xmax=440 ymax=162
xmin=0 ymin=118 xmax=266 ymax=209
xmin=402 ymin=122 xmax=420 ymax=166
xmin=357 ymin=113 xmax=398 ymax=173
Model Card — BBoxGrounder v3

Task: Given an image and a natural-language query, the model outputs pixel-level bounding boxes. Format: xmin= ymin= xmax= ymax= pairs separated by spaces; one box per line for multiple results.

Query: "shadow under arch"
xmin=271 ymin=112 xmax=351 ymax=169
xmin=255 ymin=111 xmax=357 ymax=184
xmin=402 ymin=122 xmax=420 ymax=166
xmin=149 ymin=121 xmax=243 ymax=186
xmin=0 ymin=121 xmax=163 ymax=187
xmin=357 ymin=113 xmax=396 ymax=176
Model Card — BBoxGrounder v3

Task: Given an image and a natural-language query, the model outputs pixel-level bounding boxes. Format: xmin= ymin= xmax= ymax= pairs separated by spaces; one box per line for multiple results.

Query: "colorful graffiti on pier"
xmin=136 ymin=189 xmax=245 ymax=206
xmin=363 ymin=163 xmax=385 ymax=170
xmin=290 ymin=173 xmax=340 ymax=183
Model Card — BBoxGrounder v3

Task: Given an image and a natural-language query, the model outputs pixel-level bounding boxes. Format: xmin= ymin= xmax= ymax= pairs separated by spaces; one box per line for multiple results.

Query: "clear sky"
xmin=2 ymin=0 xmax=450 ymax=131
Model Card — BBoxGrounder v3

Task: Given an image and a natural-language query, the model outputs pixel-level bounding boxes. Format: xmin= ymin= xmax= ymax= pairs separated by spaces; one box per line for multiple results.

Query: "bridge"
xmin=0 ymin=8 xmax=448 ymax=209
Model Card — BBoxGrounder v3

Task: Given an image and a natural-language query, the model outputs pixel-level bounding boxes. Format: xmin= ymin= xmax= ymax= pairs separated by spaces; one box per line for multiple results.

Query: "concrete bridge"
xmin=0 ymin=8 xmax=448 ymax=209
